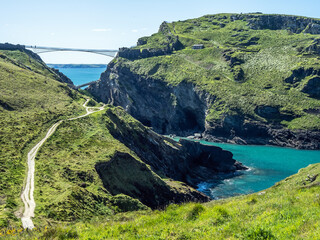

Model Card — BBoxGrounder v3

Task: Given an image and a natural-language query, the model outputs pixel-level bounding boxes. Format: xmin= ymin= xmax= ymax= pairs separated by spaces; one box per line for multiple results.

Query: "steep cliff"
xmin=89 ymin=13 xmax=320 ymax=149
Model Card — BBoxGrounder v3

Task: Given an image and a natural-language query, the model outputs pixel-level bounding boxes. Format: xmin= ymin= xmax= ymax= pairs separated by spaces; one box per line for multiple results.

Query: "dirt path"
xmin=20 ymin=99 xmax=105 ymax=229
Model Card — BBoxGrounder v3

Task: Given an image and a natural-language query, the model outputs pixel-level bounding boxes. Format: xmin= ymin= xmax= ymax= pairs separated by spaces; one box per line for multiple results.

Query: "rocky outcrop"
xmin=92 ymin=107 xmax=246 ymax=208
xmin=88 ymin=60 xmax=320 ymax=149
xmin=204 ymin=115 xmax=320 ymax=150
xmin=302 ymin=77 xmax=320 ymax=99
xmin=89 ymin=61 xmax=208 ymax=136
xmin=231 ymin=14 xmax=320 ymax=34
xmin=95 ymin=152 xmax=210 ymax=209
xmin=118 ymin=47 xmax=171 ymax=60
xmin=284 ymin=67 xmax=320 ymax=99
xmin=117 ymin=21 xmax=183 ymax=61
xmin=118 ymin=37 xmax=183 ymax=61
xmin=304 ymin=38 xmax=320 ymax=55
xmin=285 ymin=67 xmax=320 ymax=84
xmin=104 ymin=107 xmax=245 ymax=182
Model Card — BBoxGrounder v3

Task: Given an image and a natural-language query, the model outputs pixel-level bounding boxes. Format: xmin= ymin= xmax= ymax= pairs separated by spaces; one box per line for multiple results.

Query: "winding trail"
xmin=20 ymin=99 xmax=105 ymax=229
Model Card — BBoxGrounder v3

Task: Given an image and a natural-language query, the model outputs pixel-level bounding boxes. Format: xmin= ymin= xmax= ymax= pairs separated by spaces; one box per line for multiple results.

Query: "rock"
xmin=88 ymin=59 xmax=320 ymax=149
xmin=236 ymin=14 xmax=320 ymax=34
xmin=302 ymin=76 xmax=320 ymax=99
xmin=255 ymin=106 xmax=281 ymax=119
xmin=304 ymin=38 xmax=320 ymax=55
xmin=103 ymin=107 xmax=246 ymax=192
xmin=88 ymin=62 xmax=208 ymax=136
xmin=284 ymin=67 xmax=320 ymax=99
xmin=194 ymin=133 xmax=202 ymax=138
xmin=284 ymin=67 xmax=320 ymax=84
xmin=95 ymin=152 xmax=210 ymax=209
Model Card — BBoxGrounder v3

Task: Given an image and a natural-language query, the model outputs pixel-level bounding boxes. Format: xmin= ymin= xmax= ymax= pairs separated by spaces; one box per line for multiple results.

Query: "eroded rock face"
xmin=204 ymin=116 xmax=320 ymax=150
xmin=285 ymin=67 xmax=320 ymax=84
xmin=302 ymin=77 xmax=320 ymax=99
xmin=92 ymin=108 xmax=247 ymax=208
xmin=89 ymin=62 xmax=208 ymax=136
xmin=231 ymin=14 xmax=320 ymax=34
xmin=103 ymin=108 xmax=245 ymax=186
xmin=95 ymin=152 xmax=210 ymax=209
xmin=88 ymin=60 xmax=320 ymax=149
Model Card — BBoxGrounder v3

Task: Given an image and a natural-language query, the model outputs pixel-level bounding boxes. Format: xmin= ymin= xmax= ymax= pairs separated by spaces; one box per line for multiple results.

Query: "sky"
xmin=2 ymin=0 xmax=320 ymax=64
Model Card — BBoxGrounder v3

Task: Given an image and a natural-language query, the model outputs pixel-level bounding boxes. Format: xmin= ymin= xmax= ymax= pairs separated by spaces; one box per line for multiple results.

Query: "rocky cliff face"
xmin=88 ymin=13 xmax=320 ymax=150
xmin=89 ymin=61 xmax=209 ymax=136
xmin=89 ymin=61 xmax=320 ymax=149
xmin=231 ymin=14 xmax=320 ymax=34
xmin=93 ymin=107 xmax=246 ymax=208
xmin=204 ymin=115 xmax=320 ymax=149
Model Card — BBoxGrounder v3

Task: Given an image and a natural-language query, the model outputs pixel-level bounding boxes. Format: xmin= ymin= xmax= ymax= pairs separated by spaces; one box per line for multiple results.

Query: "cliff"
xmin=89 ymin=13 xmax=320 ymax=149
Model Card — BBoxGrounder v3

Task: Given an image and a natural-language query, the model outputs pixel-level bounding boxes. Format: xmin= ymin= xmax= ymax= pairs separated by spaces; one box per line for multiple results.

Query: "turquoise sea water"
xmin=54 ymin=67 xmax=106 ymax=87
xmin=195 ymin=140 xmax=320 ymax=199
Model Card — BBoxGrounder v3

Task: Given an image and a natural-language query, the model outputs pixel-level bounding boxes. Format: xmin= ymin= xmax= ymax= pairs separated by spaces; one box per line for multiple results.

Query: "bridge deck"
xmin=75 ymin=80 xmax=98 ymax=89
xmin=25 ymin=45 xmax=118 ymax=57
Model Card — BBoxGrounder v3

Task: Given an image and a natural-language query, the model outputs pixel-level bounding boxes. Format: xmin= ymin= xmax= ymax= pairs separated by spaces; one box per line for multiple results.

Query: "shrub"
xmin=244 ymin=227 xmax=276 ymax=240
xmin=186 ymin=204 xmax=205 ymax=220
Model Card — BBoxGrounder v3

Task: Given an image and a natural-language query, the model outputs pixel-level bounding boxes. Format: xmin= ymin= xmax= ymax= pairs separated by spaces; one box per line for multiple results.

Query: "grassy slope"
xmin=32 ymin=108 xmax=148 ymax=225
xmin=3 ymin=163 xmax=320 ymax=239
xmin=0 ymin=49 xmax=195 ymax=228
xmin=0 ymin=49 xmax=86 ymax=227
xmin=122 ymin=14 xmax=320 ymax=130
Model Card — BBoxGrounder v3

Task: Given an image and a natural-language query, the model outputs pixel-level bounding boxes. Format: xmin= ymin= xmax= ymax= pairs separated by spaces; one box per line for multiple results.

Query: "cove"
xmin=175 ymin=138 xmax=320 ymax=199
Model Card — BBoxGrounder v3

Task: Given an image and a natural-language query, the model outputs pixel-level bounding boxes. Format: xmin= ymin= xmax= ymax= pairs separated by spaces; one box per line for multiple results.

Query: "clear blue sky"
xmin=2 ymin=0 xmax=320 ymax=64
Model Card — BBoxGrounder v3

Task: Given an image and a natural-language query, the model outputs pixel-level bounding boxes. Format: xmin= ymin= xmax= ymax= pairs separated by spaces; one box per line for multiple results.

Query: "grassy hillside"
xmin=0 ymin=49 xmax=85 ymax=227
xmin=118 ymin=13 xmax=320 ymax=130
xmin=0 ymin=47 xmax=210 ymax=229
xmin=3 ymin=163 xmax=320 ymax=239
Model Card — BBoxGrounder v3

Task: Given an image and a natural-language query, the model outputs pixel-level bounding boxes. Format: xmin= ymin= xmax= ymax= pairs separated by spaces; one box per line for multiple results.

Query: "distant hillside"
xmin=89 ymin=13 xmax=320 ymax=149
xmin=48 ymin=64 xmax=107 ymax=68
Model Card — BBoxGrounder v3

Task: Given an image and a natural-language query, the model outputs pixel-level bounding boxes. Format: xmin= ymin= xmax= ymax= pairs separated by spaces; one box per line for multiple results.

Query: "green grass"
xmin=3 ymin=163 xmax=320 ymax=239
xmin=0 ymin=49 xmax=87 ymax=227
xmin=32 ymin=108 xmax=139 ymax=224
xmin=123 ymin=13 xmax=320 ymax=130
xmin=0 ymin=47 xmax=206 ymax=228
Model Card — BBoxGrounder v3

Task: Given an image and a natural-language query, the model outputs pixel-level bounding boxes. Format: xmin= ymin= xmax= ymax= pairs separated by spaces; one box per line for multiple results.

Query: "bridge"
xmin=24 ymin=45 xmax=118 ymax=89
xmin=25 ymin=45 xmax=118 ymax=57
xmin=74 ymin=81 xmax=98 ymax=89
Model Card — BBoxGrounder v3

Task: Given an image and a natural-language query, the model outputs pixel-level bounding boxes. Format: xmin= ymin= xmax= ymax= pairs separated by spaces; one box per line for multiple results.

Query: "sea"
xmin=48 ymin=64 xmax=107 ymax=88
xmin=52 ymin=65 xmax=320 ymax=199
xmin=193 ymin=139 xmax=320 ymax=199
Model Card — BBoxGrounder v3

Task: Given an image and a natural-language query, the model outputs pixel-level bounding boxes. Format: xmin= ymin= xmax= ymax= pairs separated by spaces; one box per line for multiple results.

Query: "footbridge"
xmin=24 ymin=45 xmax=117 ymax=89
xmin=25 ymin=45 xmax=118 ymax=57
xmin=75 ymin=81 xmax=98 ymax=89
